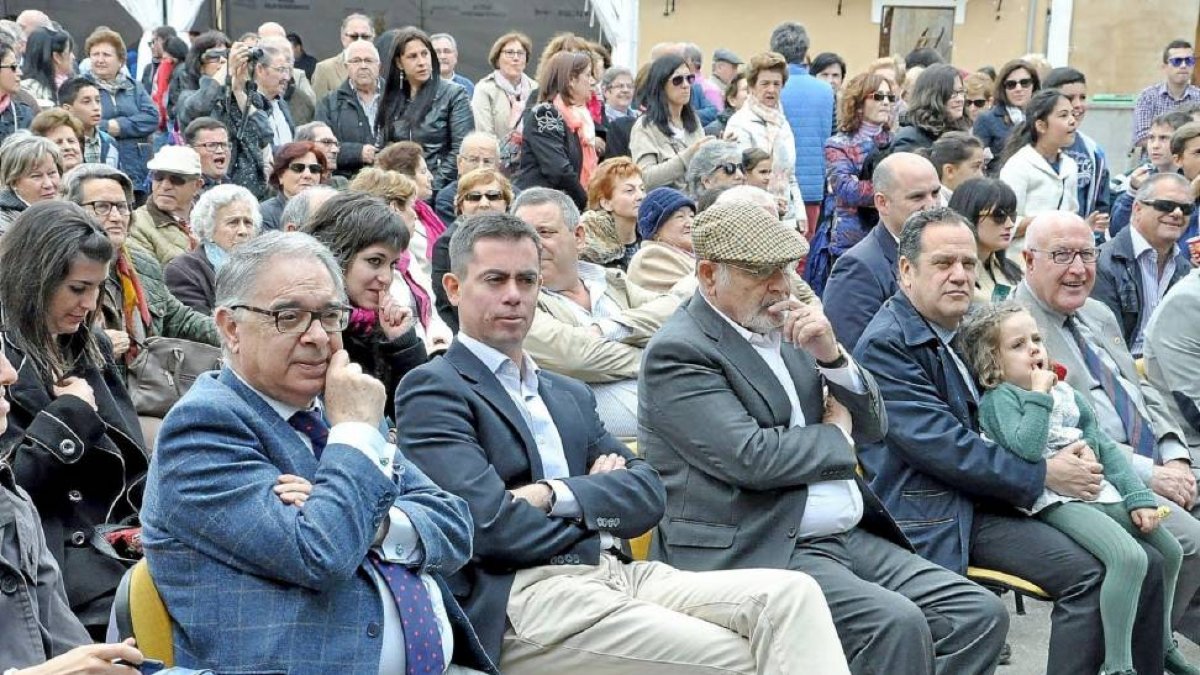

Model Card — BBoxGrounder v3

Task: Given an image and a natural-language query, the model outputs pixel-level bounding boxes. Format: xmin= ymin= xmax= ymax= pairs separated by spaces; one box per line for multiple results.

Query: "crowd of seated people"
xmin=7 ymin=8 xmax=1200 ymax=675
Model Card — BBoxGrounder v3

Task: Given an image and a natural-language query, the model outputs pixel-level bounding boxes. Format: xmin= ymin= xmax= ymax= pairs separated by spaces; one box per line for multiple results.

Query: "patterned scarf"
xmin=748 ymin=94 xmax=786 ymax=154
xmin=492 ymin=71 xmax=534 ymax=133
xmin=115 ymin=247 xmax=151 ymax=361
xmin=554 ymin=94 xmax=599 ymax=189
xmin=348 ymin=307 xmax=378 ymax=334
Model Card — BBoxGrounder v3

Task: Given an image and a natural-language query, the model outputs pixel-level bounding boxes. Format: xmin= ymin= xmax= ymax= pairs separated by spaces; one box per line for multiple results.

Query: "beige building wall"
xmin=638 ymin=0 xmax=1196 ymax=95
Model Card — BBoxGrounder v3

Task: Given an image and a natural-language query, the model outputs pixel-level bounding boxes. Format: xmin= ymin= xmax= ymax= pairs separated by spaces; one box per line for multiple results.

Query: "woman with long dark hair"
xmin=376 ymin=27 xmax=473 ymax=193
xmin=948 ymin=177 xmax=1022 ymax=304
xmin=975 ymin=59 xmax=1041 ymax=173
xmin=0 ymin=200 xmax=147 ymax=637
xmin=20 ymin=26 xmax=74 ymax=107
xmin=628 ymin=54 xmax=712 ymax=190
xmin=891 ymin=63 xmax=969 ymax=154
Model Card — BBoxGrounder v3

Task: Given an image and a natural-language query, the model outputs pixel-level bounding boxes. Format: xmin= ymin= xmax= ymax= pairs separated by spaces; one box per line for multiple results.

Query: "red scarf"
xmin=115 ymin=248 xmax=151 ymax=361
xmin=554 ymin=95 xmax=599 ymax=190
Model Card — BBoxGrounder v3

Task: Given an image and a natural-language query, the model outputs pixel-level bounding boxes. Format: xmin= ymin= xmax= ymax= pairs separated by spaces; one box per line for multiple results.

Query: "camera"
xmin=246 ymin=46 xmax=266 ymax=63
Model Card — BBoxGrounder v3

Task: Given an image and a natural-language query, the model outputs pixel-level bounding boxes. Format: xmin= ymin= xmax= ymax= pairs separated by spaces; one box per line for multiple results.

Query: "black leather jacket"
xmin=380 ymin=78 xmax=474 ymax=192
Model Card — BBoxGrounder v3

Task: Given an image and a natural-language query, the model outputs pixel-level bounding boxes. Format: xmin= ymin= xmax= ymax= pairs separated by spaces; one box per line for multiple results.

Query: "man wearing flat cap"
xmin=639 ymin=201 xmax=1008 ymax=674
xmin=711 ymin=48 xmax=743 ymax=98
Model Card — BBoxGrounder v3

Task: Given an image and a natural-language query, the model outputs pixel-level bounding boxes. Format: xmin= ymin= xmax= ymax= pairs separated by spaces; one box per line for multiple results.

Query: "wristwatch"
xmin=816 ymin=347 xmax=849 ymax=370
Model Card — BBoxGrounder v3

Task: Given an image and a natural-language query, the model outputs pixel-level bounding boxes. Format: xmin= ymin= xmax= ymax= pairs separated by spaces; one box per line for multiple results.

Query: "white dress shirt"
xmin=703 ymin=295 xmax=867 ymax=538
xmin=234 ymin=371 xmax=453 ymax=674
xmin=458 ymin=333 xmax=616 ymax=549
xmin=1128 ymin=226 xmax=1179 ymax=357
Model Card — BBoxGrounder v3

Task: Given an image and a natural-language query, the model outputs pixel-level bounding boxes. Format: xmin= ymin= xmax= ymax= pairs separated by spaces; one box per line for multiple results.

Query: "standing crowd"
xmin=5 ymin=7 xmax=1200 ymax=675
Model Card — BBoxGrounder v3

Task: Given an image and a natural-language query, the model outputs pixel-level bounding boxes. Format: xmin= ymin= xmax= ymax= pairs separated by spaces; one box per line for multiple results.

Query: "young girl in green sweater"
xmin=957 ymin=302 xmax=1198 ymax=675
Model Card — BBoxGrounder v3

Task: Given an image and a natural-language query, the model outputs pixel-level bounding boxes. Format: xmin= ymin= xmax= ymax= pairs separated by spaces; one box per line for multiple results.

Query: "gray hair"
xmin=897 ymin=206 xmax=971 ymax=265
xmin=686 ymin=140 xmax=741 ymax=196
xmin=342 ymin=39 xmax=379 ymax=64
xmin=341 ymin=13 xmax=372 ymax=33
xmin=0 ymin=132 xmax=62 ymax=187
xmin=191 ymin=185 xmax=262 ymax=243
xmin=715 ymin=185 xmax=777 ymax=214
xmin=601 ymin=66 xmax=633 ymax=92
xmin=510 ymin=186 xmax=581 ymax=229
xmin=0 ymin=21 xmax=21 ymax=45
xmin=294 ymin=121 xmax=332 ymax=142
xmin=429 ymin=33 xmax=457 ymax=50
xmin=769 ymin=22 xmax=810 ymax=65
xmin=256 ymin=36 xmax=292 ymax=67
xmin=280 ymin=186 xmax=338 ymax=230
xmin=448 ymin=212 xmax=541 ymax=278
xmin=214 ymin=231 xmax=346 ymax=312
xmin=1136 ymin=171 xmax=1191 ymax=202
xmin=461 ymin=130 xmax=500 ymax=150
xmin=682 ymin=43 xmax=703 ymax=67
xmin=61 ymin=162 xmax=133 ymax=205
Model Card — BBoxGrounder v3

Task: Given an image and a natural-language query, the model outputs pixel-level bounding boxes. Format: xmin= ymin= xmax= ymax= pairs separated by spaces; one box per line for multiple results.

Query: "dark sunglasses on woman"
xmin=670 ymin=73 xmax=697 ymax=87
xmin=870 ymin=92 xmax=898 ymax=103
xmin=463 ymin=190 xmax=504 ymax=203
xmin=288 ymin=163 xmax=323 ymax=175
xmin=1003 ymin=77 xmax=1034 ymax=90
xmin=966 ymin=99 xmax=988 ymax=108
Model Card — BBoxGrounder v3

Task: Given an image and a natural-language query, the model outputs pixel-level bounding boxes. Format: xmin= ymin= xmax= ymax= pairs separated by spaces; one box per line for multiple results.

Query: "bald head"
xmin=258 ymin=22 xmax=287 ymax=39
xmin=16 ymin=10 xmax=50 ymax=36
xmin=1023 ymin=211 xmax=1095 ymax=315
xmin=873 ymin=152 xmax=942 ymax=234
xmin=649 ymin=42 xmax=685 ymax=60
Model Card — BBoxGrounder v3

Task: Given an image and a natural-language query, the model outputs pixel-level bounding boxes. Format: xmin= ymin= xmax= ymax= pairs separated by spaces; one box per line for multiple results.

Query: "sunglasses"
xmin=981 ymin=209 xmax=1013 ymax=222
xmin=1168 ymin=56 xmax=1197 ymax=68
xmin=463 ymin=190 xmax=505 ymax=203
xmin=152 ymin=172 xmax=193 ymax=186
xmin=1140 ymin=199 xmax=1196 ymax=216
xmin=1004 ymin=77 xmax=1034 ymax=90
xmin=288 ymin=162 xmax=323 ymax=175
xmin=344 ymin=32 xmax=373 ymax=41
xmin=966 ymin=98 xmax=988 ymax=108
xmin=201 ymin=49 xmax=228 ymax=62
xmin=715 ymin=162 xmax=742 ymax=176
xmin=670 ymin=73 xmax=696 ymax=87
xmin=870 ymin=92 xmax=898 ymax=102
xmin=0 ymin=64 xmax=19 ymax=72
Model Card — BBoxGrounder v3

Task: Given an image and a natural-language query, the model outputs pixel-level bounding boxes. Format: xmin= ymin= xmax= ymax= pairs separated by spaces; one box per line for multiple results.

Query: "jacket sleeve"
xmin=977 ymin=384 xmax=1054 ymax=462
xmin=823 ymin=253 xmax=885 ymax=352
xmin=114 ymin=82 xmax=160 ymax=139
xmin=177 ymin=77 xmax=226 ymax=129
xmin=6 ymin=394 xmax=107 ymax=506
xmin=855 ymin=330 xmax=1047 ymax=508
xmin=1146 ymin=295 xmax=1200 ymax=433
xmin=523 ymin=106 xmax=586 ymax=200
xmin=1075 ymin=390 xmax=1157 ymax=510
xmin=523 ymin=306 xmax=642 ymax=382
xmin=630 ymin=121 xmax=688 ymax=189
xmin=21 ymin=485 xmax=94 ymax=655
xmin=825 ymin=141 xmax=875 ymax=208
xmin=436 ymin=86 xmax=474 ymax=188
xmin=999 ymin=156 xmax=1032 ymax=216
xmin=139 ymin=253 xmax=219 ymax=345
xmin=163 ymin=255 xmax=213 ymax=314
xmin=640 ymin=331 xmax=860 ymax=491
xmin=1109 ymin=190 xmax=1135 ymax=236
xmin=315 ymin=94 xmax=365 ymax=171
xmin=148 ymin=400 xmax=401 ymax=589
xmin=471 ymin=84 xmax=497 ymax=136
xmin=395 ymin=366 xmax=600 ymax=567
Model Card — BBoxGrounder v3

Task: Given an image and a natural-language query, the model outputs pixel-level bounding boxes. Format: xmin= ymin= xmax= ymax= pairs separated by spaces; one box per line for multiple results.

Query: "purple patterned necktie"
xmin=287 ymin=410 xmax=329 ymax=459
xmin=369 ymin=553 xmax=446 ymax=674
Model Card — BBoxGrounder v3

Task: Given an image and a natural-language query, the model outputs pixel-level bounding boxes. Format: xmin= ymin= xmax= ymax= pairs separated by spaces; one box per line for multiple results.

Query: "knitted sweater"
xmin=979 ymin=381 xmax=1155 ymax=513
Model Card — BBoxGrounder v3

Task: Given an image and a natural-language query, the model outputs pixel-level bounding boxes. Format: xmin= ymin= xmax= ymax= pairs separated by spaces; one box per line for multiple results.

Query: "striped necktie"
xmin=1065 ymin=316 xmax=1158 ymax=459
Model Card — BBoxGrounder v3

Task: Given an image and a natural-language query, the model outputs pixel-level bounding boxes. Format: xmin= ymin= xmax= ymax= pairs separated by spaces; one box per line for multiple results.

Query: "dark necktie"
xmin=288 ymin=410 xmax=329 ymax=459
xmin=1065 ymin=317 xmax=1158 ymax=459
xmin=369 ymin=553 xmax=446 ymax=674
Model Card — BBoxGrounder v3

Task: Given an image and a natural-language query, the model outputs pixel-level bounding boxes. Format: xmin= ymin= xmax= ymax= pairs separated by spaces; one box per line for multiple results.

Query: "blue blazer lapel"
xmin=216 ymin=368 xmax=319 ymax=475
xmin=443 ymin=342 xmax=542 ymax=478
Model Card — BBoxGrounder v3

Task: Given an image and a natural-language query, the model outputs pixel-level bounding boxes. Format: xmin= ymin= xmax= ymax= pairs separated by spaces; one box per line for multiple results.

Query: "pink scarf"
xmin=553 ymin=95 xmax=599 ymax=189
xmin=0 ymin=94 xmax=10 ymax=116
xmin=414 ymin=200 xmax=446 ymax=261
xmin=395 ymin=252 xmax=432 ymax=328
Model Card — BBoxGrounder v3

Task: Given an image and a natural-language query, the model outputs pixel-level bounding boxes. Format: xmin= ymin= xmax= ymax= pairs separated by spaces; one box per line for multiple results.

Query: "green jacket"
xmin=129 ymin=201 xmax=193 ymax=267
xmin=978 ymin=382 xmax=1156 ymax=512
xmin=103 ymin=247 xmax=219 ymax=350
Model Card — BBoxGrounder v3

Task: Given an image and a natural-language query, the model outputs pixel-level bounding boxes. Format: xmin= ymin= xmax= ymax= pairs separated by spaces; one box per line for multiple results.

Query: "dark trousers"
xmin=970 ymin=510 xmax=1165 ymax=675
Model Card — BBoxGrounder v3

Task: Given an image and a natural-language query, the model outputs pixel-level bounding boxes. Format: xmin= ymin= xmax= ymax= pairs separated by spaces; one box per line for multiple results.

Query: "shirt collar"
xmin=1129 ymin=226 xmax=1156 ymax=259
xmin=229 ymin=367 xmax=314 ymax=421
xmin=700 ymin=292 xmax=781 ymax=349
xmin=930 ymin=322 xmax=956 ymax=346
xmin=1018 ymin=280 xmax=1071 ymax=324
xmin=457 ymin=332 xmax=540 ymax=382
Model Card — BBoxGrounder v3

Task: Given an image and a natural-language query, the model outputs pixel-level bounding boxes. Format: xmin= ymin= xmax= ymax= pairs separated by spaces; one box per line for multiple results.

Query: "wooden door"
xmin=880 ymin=6 xmax=956 ymax=62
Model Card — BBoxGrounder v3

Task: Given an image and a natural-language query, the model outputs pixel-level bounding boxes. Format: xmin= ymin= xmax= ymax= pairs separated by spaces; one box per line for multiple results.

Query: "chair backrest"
xmin=114 ymin=559 xmax=176 ymax=666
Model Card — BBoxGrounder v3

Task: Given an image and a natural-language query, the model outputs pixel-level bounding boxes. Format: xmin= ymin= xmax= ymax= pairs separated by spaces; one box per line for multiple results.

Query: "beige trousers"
xmin=499 ymin=554 xmax=849 ymax=674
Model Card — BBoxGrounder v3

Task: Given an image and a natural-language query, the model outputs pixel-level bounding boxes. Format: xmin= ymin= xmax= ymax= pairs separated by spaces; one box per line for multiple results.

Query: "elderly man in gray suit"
xmin=1014 ymin=210 xmax=1200 ymax=644
xmin=639 ymin=202 xmax=1008 ymax=675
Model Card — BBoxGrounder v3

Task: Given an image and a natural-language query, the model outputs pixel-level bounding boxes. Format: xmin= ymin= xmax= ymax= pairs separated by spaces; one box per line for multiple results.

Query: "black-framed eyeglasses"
xmin=152 ymin=172 xmax=194 ymax=186
xmin=715 ymin=162 xmax=742 ymax=176
xmin=463 ymin=190 xmax=504 ymax=203
xmin=669 ymin=73 xmax=696 ymax=87
xmin=500 ymin=49 xmax=526 ymax=59
xmin=966 ymin=98 xmax=988 ymax=108
xmin=870 ymin=91 xmax=898 ymax=102
xmin=1004 ymin=77 xmax=1034 ymax=90
xmin=231 ymin=305 xmax=351 ymax=334
xmin=193 ymin=141 xmax=230 ymax=152
xmin=1168 ymin=56 xmax=1197 ymax=68
xmin=1140 ymin=199 xmax=1196 ymax=216
xmin=1028 ymin=248 xmax=1099 ymax=265
xmin=81 ymin=200 xmax=132 ymax=217
xmin=287 ymin=162 xmax=323 ymax=175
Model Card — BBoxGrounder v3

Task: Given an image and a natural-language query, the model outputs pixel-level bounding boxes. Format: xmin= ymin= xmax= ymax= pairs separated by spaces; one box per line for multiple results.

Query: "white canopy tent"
xmin=588 ymin=0 xmax=640 ymax=68
xmin=114 ymin=0 xmax=207 ymax=80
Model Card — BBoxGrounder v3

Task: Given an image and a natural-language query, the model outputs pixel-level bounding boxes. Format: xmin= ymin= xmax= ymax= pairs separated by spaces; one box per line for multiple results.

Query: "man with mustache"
xmin=640 ymin=201 xmax=1006 ymax=674
xmin=140 ymin=232 xmax=494 ymax=674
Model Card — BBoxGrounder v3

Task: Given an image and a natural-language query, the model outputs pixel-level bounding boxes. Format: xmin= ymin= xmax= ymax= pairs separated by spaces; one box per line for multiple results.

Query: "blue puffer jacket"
xmin=780 ymin=63 xmax=834 ymax=204
xmin=85 ymin=73 xmax=158 ymax=191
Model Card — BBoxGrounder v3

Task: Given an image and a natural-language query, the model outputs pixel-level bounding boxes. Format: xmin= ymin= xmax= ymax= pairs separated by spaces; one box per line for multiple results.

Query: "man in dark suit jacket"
xmin=856 ymin=207 xmax=1169 ymax=675
xmin=397 ymin=212 xmax=849 ymax=673
xmin=1092 ymin=171 xmax=1193 ymax=357
xmin=824 ymin=152 xmax=941 ymax=350
xmin=640 ymin=202 xmax=1005 ymax=674
xmin=141 ymin=232 xmax=494 ymax=674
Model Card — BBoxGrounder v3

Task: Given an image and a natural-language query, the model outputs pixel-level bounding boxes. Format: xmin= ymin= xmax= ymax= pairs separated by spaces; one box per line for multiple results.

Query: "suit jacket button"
xmin=0 ymin=574 xmax=18 ymax=595
xmin=67 ymin=490 xmax=83 ymax=502
xmin=59 ymin=440 xmax=76 ymax=456
xmin=70 ymin=531 xmax=87 ymax=546
xmin=366 ymin=622 xmax=381 ymax=638
xmin=786 ymin=527 xmax=798 ymax=538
